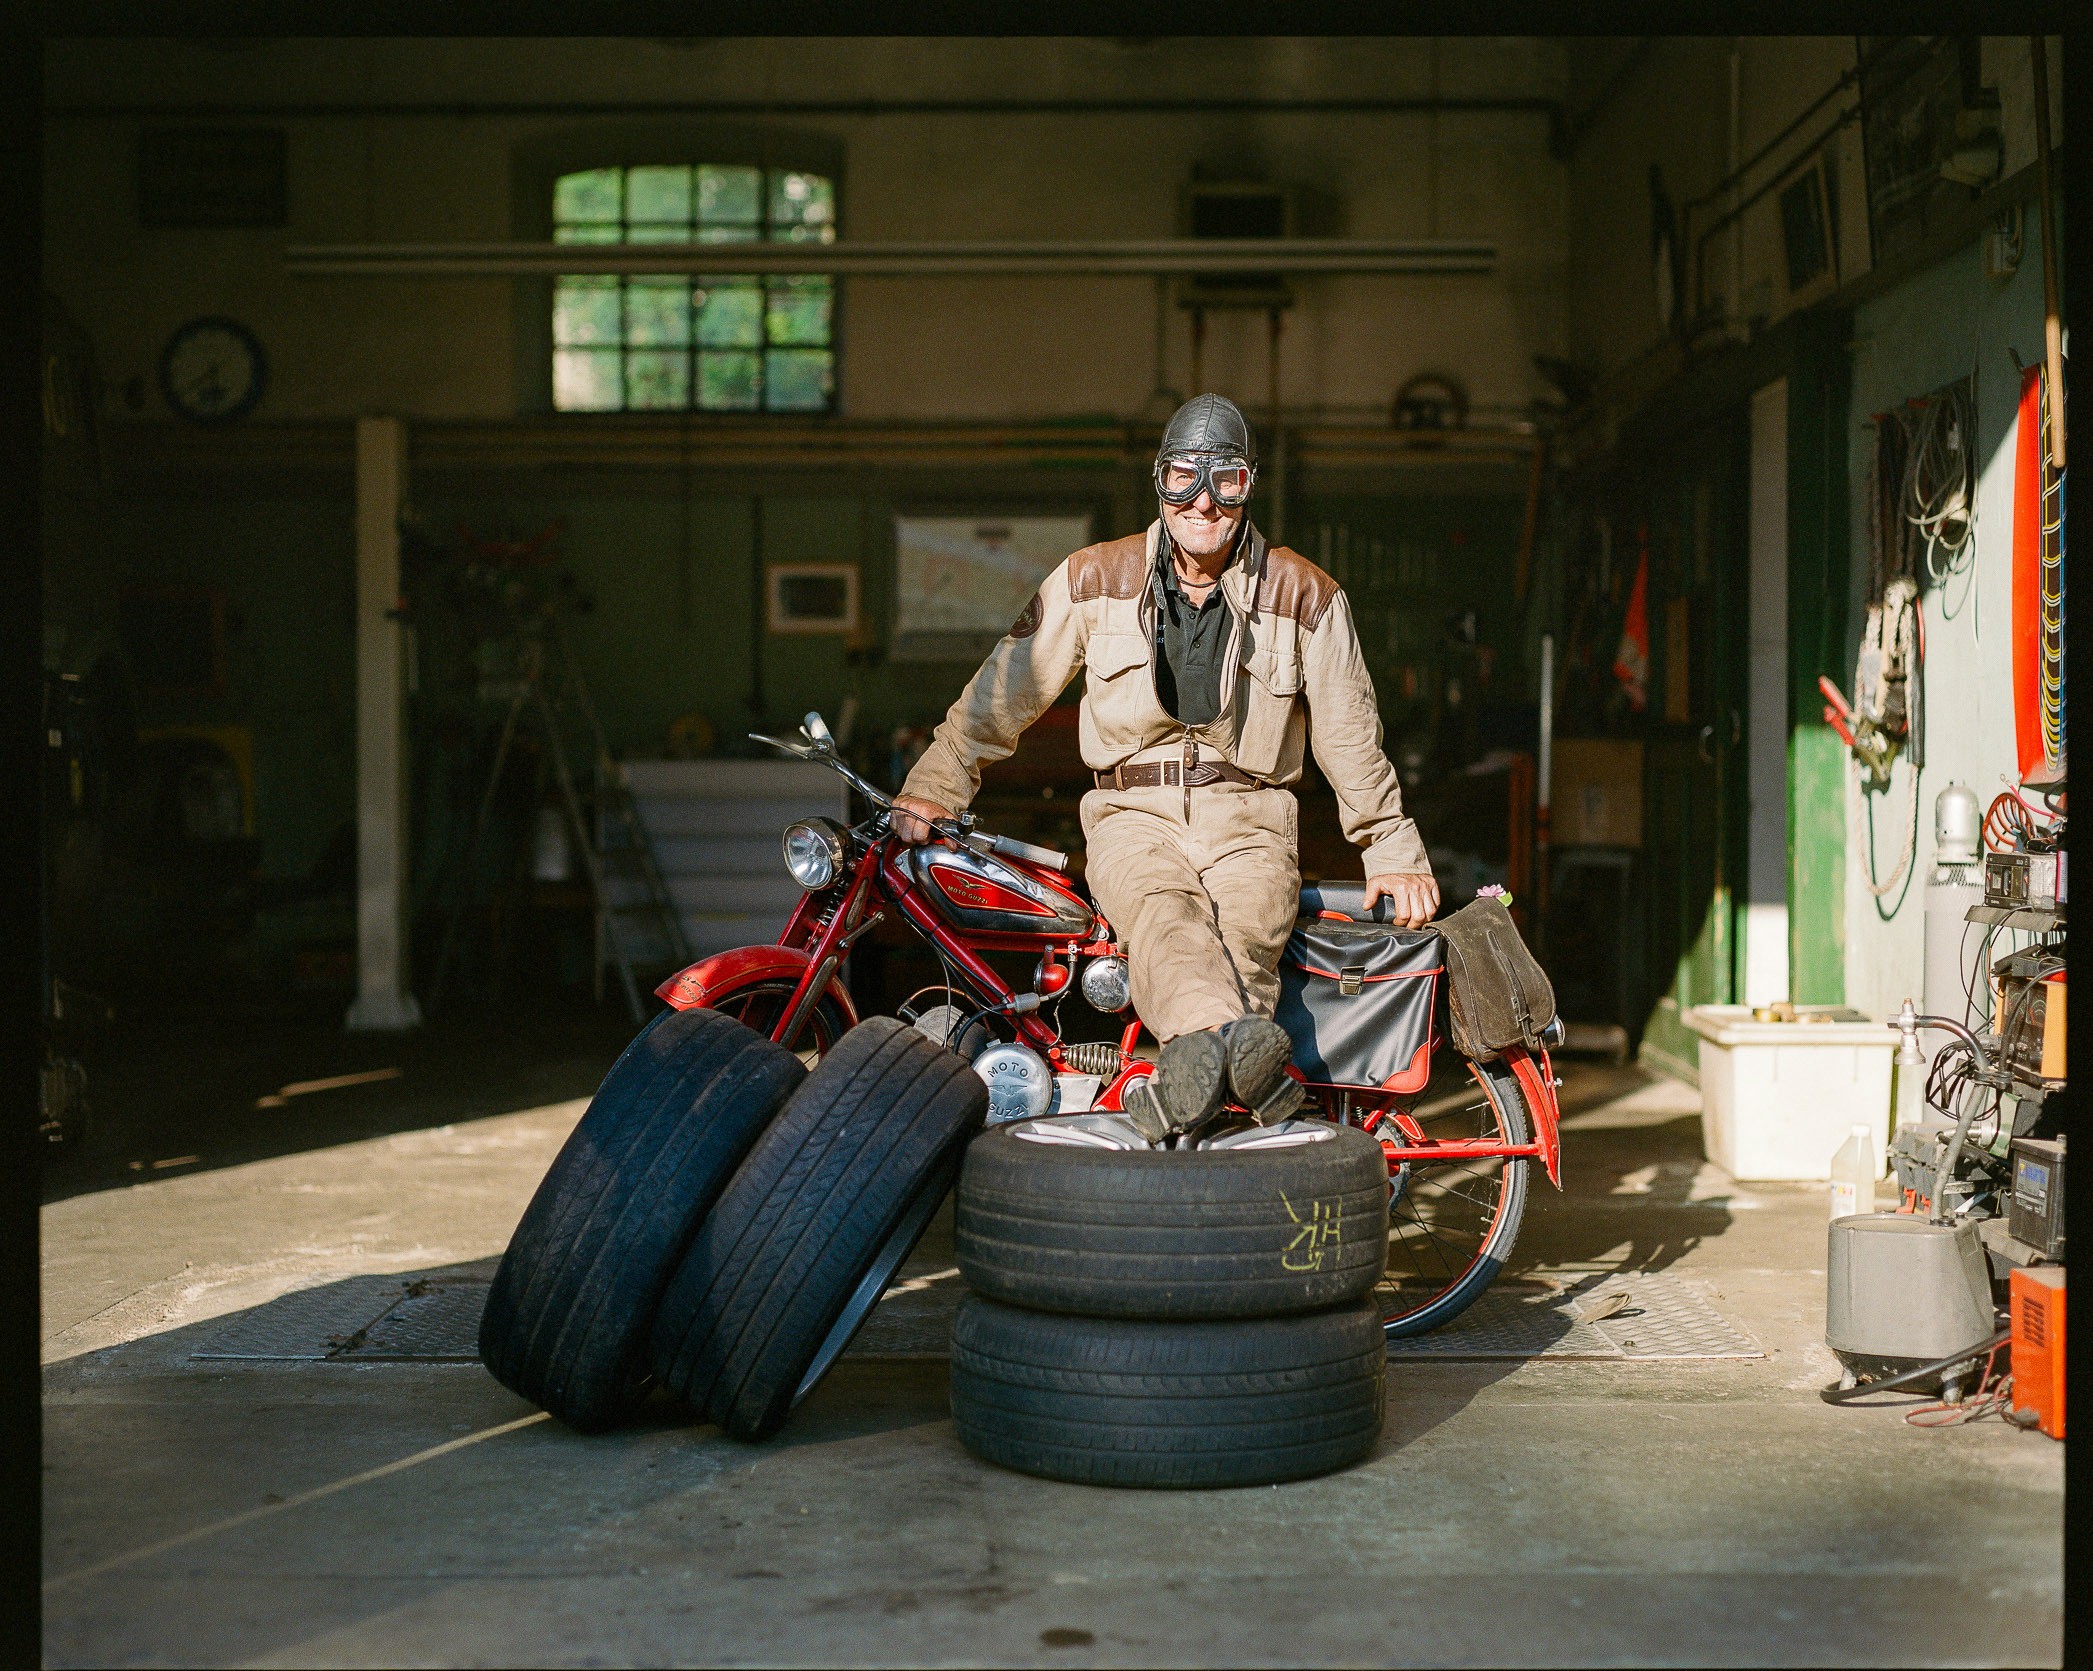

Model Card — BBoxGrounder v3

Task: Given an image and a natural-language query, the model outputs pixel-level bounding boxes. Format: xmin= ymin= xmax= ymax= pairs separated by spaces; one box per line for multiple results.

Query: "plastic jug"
xmin=1830 ymin=1123 xmax=1876 ymax=1221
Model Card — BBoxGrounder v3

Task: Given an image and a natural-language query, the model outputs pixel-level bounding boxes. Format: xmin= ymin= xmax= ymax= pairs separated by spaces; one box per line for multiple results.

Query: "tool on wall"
xmin=1836 ymin=378 xmax=1979 ymax=904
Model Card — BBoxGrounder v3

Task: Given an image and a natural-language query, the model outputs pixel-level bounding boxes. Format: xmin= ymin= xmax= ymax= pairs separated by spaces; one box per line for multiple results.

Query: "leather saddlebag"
xmin=1436 ymin=892 xmax=1557 ymax=1058
xmin=1274 ymin=891 xmax=1441 ymax=1092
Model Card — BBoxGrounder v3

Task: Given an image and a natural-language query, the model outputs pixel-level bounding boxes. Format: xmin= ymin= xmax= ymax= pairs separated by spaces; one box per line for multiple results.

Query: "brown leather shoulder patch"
xmin=1065 ymin=532 xmax=1150 ymax=602
xmin=1257 ymin=544 xmax=1341 ymax=631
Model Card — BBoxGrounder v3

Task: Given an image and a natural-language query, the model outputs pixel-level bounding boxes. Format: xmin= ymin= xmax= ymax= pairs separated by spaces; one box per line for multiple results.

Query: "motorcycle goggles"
xmin=1154 ymin=453 xmax=1256 ymax=508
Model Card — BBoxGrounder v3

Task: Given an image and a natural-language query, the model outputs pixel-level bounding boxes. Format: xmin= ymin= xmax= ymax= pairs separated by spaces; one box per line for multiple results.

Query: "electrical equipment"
xmin=2009 ymin=1266 xmax=2065 ymax=1439
xmin=1985 ymin=849 xmax=2062 ymax=911
xmin=1994 ymin=964 xmax=2067 ymax=1086
xmin=2008 ymin=1137 xmax=2066 ymax=1258
xmin=1826 ymin=1214 xmax=1997 ymax=1382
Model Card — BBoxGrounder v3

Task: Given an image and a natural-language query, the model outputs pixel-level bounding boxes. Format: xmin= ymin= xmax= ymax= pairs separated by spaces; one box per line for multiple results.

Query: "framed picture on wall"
xmin=891 ymin=514 xmax=1094 ymax=662
xmin=766 ymin=563 xmax=860 ymax=635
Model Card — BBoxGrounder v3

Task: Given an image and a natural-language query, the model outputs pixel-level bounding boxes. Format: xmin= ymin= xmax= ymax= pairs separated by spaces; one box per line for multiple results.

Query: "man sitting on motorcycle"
xmin=891 ymin=393 xmax=1439 ymax=1143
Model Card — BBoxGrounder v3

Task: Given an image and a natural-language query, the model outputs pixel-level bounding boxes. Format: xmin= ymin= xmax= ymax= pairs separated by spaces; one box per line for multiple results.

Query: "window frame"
xmin=511 ymin=126 xmax=844 ymax=419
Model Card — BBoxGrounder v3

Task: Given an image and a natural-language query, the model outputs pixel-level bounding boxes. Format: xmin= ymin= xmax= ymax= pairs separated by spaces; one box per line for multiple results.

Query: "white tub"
xmin=1681 ymin=1005 xmax=1899 ymax=1182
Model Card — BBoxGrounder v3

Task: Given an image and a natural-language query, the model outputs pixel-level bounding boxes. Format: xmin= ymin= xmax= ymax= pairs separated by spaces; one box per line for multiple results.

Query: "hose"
xmin=1819 ymin=1327 xmax=2012 ymax=1405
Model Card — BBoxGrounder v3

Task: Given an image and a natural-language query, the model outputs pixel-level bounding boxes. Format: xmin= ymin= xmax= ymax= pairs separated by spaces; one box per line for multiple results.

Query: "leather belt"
xmin=1095 ymin=759 xmax=1267 ymax=790
xmin=1099 ymin=740 xmax=1273 ymax=817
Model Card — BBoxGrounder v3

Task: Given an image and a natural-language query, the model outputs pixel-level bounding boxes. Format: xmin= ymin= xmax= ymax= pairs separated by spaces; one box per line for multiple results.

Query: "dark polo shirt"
xmin=1153 ymin=535 xmax=1239 ymax=727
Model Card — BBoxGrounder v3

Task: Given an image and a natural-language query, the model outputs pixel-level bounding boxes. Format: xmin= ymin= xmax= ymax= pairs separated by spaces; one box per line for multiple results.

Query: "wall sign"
xmin=891 ymin=515 xmax=1093 ymax=662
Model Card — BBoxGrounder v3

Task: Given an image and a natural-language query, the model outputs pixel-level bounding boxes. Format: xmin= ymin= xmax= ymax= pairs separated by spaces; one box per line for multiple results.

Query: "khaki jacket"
xmin=901 ymin=520 xmax=1430 ymax=877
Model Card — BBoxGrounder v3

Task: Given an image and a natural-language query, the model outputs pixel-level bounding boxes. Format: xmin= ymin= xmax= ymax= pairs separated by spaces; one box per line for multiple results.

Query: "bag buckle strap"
xmin=1339 ymin=966 xmax=1366 ymax=996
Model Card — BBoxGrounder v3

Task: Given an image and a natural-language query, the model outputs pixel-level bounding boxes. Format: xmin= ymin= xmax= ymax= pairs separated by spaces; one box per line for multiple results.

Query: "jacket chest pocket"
xmin=1234 ymin=647 xmax=1303 ymax=773
xmin=1082 ymin=630 xmax=1166 ymax=742
xmin=1085 ymin=632 xmax=1151 ymax=682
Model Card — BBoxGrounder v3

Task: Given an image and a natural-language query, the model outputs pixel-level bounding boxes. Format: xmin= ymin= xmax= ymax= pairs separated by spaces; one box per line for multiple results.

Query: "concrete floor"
xmin=41 ymin=1016 xmax=2063 ymax=1667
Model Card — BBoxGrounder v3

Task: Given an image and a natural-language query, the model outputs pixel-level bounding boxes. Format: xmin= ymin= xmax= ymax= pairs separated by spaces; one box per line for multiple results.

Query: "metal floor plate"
xmin=190 ymin=1269 xmax=965 ymax=1364
xmin=192 ymin=1276 xmax=451 ymax=1361
xmin=1382 ymin=1271 xmax=1763 ymax=1360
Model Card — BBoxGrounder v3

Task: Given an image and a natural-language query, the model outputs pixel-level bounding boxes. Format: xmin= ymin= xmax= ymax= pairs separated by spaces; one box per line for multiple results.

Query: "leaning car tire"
xmin=649 ymin=1016 xmax=989 ymax=1441
xmin=950 ymin=1293 xmax=1387 ymax=1488
xmin=954 ymin=1121 xmax=1389 ymax=1319
xmin=478 ymin=1007 xmax=805 ymax=1432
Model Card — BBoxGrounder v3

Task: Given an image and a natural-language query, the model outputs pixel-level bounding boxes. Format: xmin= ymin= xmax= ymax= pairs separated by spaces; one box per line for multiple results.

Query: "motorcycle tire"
xmin=954 ymin=1122 xmax=1388 ymax=1319
xmin=950 ymin=1292 xmax=1387 ymax=1489
xmin=649 ymin=1016 xmax=989 ymax=1442
xmin=478 ymin=1007 xmax=805 ymax=1432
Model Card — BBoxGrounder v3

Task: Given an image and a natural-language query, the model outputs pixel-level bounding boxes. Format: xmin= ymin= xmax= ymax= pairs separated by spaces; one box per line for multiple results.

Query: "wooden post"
xmin=346 ymin=415 xmax=423 ymax=1032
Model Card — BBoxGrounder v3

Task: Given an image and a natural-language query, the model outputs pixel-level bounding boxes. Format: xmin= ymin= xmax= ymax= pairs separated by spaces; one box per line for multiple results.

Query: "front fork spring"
xmin=1059 ymin=1041 xmax=1124 ymax=1078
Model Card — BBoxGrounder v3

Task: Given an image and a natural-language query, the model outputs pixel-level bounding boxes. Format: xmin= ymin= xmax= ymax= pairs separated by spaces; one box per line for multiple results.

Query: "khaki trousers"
xmin=1080 ymin=781 xmax=1301 ymax=1042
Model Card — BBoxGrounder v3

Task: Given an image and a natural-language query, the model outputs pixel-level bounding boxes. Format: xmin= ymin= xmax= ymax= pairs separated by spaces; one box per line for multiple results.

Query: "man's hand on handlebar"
xmin=1364 ymin=872 xmax=1440 ymax=928
xmin=890 ymin=794 xmax=952 ymax=846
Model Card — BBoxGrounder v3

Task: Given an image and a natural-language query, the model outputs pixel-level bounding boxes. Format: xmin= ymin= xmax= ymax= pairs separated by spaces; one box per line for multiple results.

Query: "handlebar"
xmin=750 ymin=725 xmax=1071 ymax=873
xmin=962 ymin=829 xmax=1070 ymax=874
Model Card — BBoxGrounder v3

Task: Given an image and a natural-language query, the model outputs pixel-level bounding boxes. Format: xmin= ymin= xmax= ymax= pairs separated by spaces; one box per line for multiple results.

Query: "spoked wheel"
xmin=701 ymin=979 xmax=853 ymax=1069
xmin=1374 ymin=1055 xmax=1531 ymax=1339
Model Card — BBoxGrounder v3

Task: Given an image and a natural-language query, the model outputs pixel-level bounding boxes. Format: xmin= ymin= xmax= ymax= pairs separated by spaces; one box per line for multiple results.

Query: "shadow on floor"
xmin=42 ymin=1005 xmax=641 ymax=1204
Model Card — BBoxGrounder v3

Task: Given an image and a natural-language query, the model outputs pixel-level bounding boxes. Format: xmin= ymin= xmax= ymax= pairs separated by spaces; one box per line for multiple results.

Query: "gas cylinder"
xmin=1921 ymin=783 xmax=1985 ymax=1059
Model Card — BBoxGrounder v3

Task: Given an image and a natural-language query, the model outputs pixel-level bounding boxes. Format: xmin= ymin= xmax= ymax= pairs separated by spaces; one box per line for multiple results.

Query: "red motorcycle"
xmin=653 ymin=713 xmax=1562 ymax=1338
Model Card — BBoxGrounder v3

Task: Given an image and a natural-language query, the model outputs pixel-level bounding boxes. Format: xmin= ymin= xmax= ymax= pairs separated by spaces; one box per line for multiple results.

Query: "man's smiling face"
xmin=1161 ymin=486 xmax=1244 ymax=560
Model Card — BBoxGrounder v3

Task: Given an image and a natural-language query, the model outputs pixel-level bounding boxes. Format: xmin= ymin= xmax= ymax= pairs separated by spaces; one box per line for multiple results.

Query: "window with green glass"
xmin=552 ymin=165 xmax=836 ymax=413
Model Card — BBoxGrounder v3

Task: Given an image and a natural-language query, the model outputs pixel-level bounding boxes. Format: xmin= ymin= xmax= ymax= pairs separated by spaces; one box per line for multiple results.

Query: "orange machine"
xmin=2009 ymin=1266 xmax=2065 ymax=1439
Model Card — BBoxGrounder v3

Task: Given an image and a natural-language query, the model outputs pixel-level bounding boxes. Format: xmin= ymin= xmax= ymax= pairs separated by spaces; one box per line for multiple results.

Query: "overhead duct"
xmin=284 ymin=238 xmax=1496 ymax=280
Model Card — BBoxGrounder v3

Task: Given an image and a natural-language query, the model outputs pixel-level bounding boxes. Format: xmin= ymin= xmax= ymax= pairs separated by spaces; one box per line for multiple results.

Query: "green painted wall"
xmin=1784 ymin=313 xmax=1851 ymax=1004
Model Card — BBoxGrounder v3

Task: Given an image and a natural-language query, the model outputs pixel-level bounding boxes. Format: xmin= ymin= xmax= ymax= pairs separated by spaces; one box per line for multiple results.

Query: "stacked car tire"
xmin=480 ymin=1011 xmax=988 ymax=1441
xmin=949 ymin=1119 xmax=1394 ymax=1488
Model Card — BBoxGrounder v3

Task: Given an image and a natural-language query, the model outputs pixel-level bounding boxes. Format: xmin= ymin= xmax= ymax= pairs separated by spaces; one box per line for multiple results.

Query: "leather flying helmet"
xmin=1154 ymin=393 xmax=1258 ymax=507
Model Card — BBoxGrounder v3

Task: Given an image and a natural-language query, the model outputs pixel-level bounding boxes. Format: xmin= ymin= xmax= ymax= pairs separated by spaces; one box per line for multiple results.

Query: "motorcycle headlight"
xmin=782 ymin=819 xmax=847 ymax=890
xmin=1079 ymin=954 xmax=1132 ymax=1013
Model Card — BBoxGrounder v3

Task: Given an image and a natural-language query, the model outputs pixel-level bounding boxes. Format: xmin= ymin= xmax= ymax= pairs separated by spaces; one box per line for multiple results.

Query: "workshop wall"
xmin=43 ymin=36 xmax=1570 ymax=424
xmin=1556 ymin=35 xmax=2064 ymax=1033
xmin=1564 ymin=37 xmax=1867 ymax=397
xmin=43 ymin=36 xmax=1560 ymax=905
xmin=1839 ymin=224 xmax=2054 ymax=1024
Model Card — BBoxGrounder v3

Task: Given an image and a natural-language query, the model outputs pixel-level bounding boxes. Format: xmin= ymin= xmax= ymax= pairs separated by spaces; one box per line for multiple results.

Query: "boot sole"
xmin=1152 ymin=1031 xmax=1227 ymax=1132
xmin=1227 ymin=1019 xmax=1306 ymax=1124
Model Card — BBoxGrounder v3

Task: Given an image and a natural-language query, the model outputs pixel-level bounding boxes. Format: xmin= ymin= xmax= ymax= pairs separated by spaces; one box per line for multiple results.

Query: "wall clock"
xmin=158 ymin=316 xmax=267 ymax=424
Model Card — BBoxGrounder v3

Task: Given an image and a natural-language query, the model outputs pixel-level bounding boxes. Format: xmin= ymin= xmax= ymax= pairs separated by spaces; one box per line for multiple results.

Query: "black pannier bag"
xmin=1274 ymin=883 xmax=1441 ymax=1094
xmin=1435 ymin=891 xmax=1557 ymax=1059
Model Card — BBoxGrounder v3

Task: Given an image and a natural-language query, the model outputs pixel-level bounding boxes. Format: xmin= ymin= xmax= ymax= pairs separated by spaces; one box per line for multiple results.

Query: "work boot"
xmin=1119 ymin=1077 xmax=1170 ymax=1145
xmin=1220 ymin=1016 xmax=1306 ymax=1125
xmin=1122 ymin=1029 xmax=1228 ymax=1144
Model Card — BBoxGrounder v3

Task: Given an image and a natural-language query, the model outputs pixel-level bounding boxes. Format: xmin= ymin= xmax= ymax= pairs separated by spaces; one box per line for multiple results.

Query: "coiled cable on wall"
xmin=1901 ymin=384 xmax=1976 ymax=585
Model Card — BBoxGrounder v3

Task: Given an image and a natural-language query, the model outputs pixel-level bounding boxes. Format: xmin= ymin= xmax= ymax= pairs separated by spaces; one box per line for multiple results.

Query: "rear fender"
xmin=1505 ymin=1048 xmax=1562 ymax=1189
xmin=654 ymin=945 xmax=859 ymax=1026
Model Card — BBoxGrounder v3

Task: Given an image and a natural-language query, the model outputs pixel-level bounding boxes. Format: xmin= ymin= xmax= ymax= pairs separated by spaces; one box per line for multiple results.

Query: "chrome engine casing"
xmin=973 ymin=1041 xmax=1056 ymax=1124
